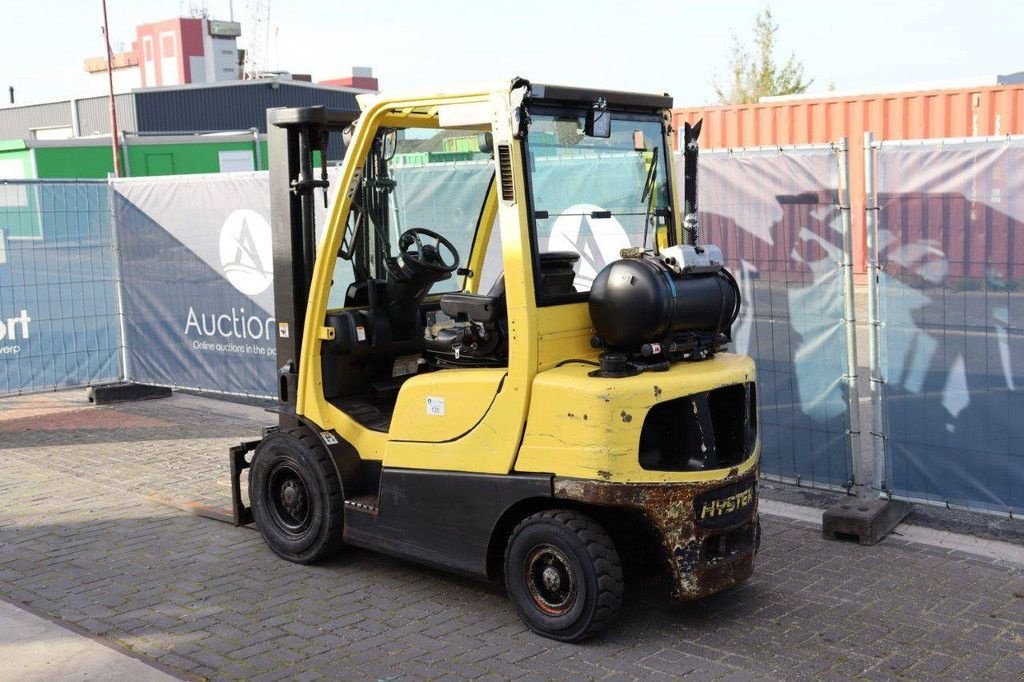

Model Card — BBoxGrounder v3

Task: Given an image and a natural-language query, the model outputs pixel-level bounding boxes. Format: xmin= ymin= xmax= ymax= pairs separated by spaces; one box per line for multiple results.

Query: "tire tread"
xmin=251 ymin=427 xmax=345 ymax=563
xmin=505 ymin=508 xmax=623 ymax=641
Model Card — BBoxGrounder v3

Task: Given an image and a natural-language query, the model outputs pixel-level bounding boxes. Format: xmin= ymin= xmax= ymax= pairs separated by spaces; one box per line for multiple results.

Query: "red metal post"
xmin=101 ymin=0 xmax=122 ymax=177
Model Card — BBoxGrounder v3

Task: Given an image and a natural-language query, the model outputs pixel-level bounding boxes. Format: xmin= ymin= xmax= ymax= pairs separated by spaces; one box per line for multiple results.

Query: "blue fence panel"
xmin=876 ymin=138 xmax=1024 ymax=515
xmin=693 ymin=147 xmax=854 ymax=490
xmin=0 ymin=180 xmax=121 ymax=395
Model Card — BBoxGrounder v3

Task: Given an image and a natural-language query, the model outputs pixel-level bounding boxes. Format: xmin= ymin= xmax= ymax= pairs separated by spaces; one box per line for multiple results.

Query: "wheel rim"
xmin=524 ymin=544 xmax=577 ymax=616
xmin=266 ymin=462 xmax=313 ymax=535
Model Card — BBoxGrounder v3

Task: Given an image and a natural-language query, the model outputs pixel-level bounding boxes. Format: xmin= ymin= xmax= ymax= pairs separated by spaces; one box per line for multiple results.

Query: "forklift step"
xmin=344 ymin=495 xmax=380 ymax=515
xmin=330 ymin=396 xmax=393 ymax=432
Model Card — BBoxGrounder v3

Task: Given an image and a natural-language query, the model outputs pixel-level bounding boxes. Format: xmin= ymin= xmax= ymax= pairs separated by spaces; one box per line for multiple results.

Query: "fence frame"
xmin=0 ymin=177 xmax=123 ymax=396
xmin=867 ymin=132 xmax=1024 ymax=518
xmin=700 ymin=141 xmax=860 ymax=492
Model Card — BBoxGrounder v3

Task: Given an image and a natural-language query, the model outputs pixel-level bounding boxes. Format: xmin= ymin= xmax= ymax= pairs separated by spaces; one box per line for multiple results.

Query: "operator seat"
xmin=423 ymin=252 xmax=580 ymax=367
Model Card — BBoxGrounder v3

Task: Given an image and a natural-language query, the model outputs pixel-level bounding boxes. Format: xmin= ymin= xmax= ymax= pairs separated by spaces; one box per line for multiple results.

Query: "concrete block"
xmin=822 ymin=498 xmax=912 ymax=545
xmin=87 ymin=383 xmax=172 ymax=405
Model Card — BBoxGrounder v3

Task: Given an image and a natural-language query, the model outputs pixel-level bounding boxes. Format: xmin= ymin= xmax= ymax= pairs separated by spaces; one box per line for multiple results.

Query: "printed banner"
xmin=693 ymin=148 xmax=853 ymax=489
xmin=111 ymin=172 xmax=279 ymax=396
xmin=877 ymin=140 xmax=1024 ymax=514
xmin=0 ymin=181 xmax=121 ymax=395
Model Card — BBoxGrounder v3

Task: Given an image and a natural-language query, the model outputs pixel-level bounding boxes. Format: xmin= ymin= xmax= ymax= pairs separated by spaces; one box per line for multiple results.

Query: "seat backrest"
xmin=473 ymin=250 xmax=579 ymax=309
xmin=487 ymin=274 xmax=505 ymax=298
xmin=537 ymin=251 xmax=580 ymax=295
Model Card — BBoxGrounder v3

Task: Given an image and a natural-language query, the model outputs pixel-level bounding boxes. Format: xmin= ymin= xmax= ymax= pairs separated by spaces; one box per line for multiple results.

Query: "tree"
xmin=714 ymin=7 xmax=813 ymax=105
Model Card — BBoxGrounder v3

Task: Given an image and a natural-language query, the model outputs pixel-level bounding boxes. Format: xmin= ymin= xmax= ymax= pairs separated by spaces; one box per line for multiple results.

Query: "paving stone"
xmin=0 ymin=390 xmax=1021 ymax=680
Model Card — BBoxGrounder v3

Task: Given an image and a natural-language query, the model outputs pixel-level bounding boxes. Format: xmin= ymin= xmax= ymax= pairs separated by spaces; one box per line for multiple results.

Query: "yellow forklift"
xmin=231 ymin=79 xmax=759 ymax=641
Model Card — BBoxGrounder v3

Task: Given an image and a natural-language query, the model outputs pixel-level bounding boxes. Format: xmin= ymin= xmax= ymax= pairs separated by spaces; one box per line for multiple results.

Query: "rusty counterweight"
xmin=554 ymin=471 xmax=760 ymax=600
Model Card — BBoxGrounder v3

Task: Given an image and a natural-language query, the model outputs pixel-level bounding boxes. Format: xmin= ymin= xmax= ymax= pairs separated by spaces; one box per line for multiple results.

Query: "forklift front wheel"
xmin=249 ymin=428 xmax=345 ymax=564
xmin=504 ymin=509 xmax=623 ymax=642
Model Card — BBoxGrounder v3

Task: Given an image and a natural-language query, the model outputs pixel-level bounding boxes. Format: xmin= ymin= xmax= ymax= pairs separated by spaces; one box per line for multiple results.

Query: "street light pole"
xmin=101 ymin=0 xmax=122 ymax=177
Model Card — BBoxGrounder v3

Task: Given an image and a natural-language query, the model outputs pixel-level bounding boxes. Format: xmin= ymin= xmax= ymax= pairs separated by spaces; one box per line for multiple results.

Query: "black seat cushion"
xmin=439 ymin=292 xmax=504 ymax=323
xmin=424 ymin=251 xmax=580 ymax=366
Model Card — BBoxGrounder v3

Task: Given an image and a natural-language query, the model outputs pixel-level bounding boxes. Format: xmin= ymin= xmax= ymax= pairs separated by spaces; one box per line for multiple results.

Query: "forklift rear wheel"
xmin=249 ymin=428 xmax=344 ymax=564
xmin=504 ymin=509 xmax=623 ymax=642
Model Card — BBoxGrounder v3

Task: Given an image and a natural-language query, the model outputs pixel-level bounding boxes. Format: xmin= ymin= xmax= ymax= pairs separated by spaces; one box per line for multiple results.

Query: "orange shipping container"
xmin=672 ymin=83 xmax=1024 ymax=272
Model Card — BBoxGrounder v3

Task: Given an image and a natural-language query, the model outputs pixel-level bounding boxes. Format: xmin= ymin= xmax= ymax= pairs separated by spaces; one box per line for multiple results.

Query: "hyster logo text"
xmin=699 ymin=487 xmax=754 ymax=520
xmin=219 ymin=209 xmax=273 ymax=295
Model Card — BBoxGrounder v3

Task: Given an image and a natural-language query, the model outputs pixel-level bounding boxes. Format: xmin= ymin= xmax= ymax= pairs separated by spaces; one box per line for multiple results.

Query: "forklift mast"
xmin=266 ymin=106 xmax=357 ymax=417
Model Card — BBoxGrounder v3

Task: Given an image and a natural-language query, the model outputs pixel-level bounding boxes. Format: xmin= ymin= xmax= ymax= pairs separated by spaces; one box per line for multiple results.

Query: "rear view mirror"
xmin=632 ymin=130 xmax=646 ymax=151
xmin=584 ymin=99 xmax=611 ymax=138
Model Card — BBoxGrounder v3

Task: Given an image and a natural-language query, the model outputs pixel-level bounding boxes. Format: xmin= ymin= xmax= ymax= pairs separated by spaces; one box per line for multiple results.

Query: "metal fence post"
xmin=106 ymin=178 xmax=131 ymax=384
xmin=863 ymin=131 xmax=887 ymax=497
xmin=836 ymin=137 xmax=864 ymax=495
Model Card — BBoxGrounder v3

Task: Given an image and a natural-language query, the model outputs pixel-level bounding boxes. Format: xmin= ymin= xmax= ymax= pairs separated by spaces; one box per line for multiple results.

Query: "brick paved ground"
xmin=1 ymin=391 xmax=1022 ymax=680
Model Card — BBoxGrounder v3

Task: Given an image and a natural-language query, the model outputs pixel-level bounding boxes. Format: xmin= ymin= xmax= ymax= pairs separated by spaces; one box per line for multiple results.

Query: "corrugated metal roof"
xmin=0 ymin=81 xmax=358 ymax=158
xmin=75 ymin=94 xmax=137 ymax=136
xmin=0 ymin=100 xmax=73 ymax=138
xmin=133 ymin=81 xmax=359 ymax=158
xmin=134 ymin=80 xmax=360 ymax=134
xmin=0 ymin=93 xmax=138 ymax=139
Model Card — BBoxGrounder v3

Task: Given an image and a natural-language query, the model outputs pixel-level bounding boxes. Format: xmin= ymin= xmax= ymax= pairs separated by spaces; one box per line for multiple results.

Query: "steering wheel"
xmin=398 ymin=228 xmax=460 ymax=274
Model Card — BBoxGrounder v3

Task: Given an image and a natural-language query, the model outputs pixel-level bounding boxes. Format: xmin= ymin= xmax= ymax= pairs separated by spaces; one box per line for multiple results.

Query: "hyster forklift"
xmin=230 ymin=78 xmax=759 ymax=642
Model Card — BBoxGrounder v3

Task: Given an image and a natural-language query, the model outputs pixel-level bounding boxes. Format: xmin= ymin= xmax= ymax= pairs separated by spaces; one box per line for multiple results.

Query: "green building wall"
xmin=0 ymin=138 xmax=272 ymax=180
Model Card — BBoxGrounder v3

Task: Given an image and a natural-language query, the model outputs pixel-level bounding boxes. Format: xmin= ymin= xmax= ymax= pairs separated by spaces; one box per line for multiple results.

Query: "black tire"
xmin=504 ymin=509 xmax=623 ymax=642
xmin=249 ymin=428 xmax=344 ymax=564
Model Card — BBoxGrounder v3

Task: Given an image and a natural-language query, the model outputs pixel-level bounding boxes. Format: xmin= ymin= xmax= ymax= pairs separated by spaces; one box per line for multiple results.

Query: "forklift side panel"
xmin=387 ymin=369 xmax=506 ymax=443
xmin=343 ymin=469 xmax=552 ymax=577
xmin=381 ymin=381 xmax=528 ymax=474
xmin=534 ymin=302 xmax=597 ymax=371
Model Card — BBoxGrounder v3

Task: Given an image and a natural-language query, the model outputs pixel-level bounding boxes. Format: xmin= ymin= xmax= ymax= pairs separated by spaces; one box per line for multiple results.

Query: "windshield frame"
xmin=521 ymin=104 xmax=677 ymax=307
xmin=331 ymin=125 xmax=497 ymax=308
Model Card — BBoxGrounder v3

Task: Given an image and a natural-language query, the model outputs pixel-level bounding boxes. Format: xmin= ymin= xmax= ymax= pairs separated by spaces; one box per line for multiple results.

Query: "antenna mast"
xmin=242 ymin=0 xmax=270 ymax=78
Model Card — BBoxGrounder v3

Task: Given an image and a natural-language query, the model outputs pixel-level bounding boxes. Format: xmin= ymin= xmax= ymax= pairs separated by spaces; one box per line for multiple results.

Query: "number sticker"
xmin=426 ymin=396 xmax=445 ymax=416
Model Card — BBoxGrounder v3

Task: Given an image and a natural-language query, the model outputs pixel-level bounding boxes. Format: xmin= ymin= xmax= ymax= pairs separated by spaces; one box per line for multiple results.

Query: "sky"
xmin=1 ymin=0 xmax=1019 ymax=106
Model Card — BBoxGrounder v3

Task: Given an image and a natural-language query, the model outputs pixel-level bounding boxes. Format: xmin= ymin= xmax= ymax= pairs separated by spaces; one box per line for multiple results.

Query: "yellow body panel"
xmin=514 ymin=353 xmax=757 ymax=483
xmin=386 ymin=369 xmax=506 ymax=443
xmin=383 ymin=383 xmax=531 ymax=473
xmin=534 ymin=303 xmax=597 ymax=371
xmin=291 ymin=81 xmax=754 ymax=483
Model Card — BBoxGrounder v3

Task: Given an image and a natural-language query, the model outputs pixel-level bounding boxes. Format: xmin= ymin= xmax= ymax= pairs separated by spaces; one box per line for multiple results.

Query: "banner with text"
xmin=111 ymin=172 xmax=279 ymax=397
xmin=0 ymin=181 xmax=121 ymax=395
